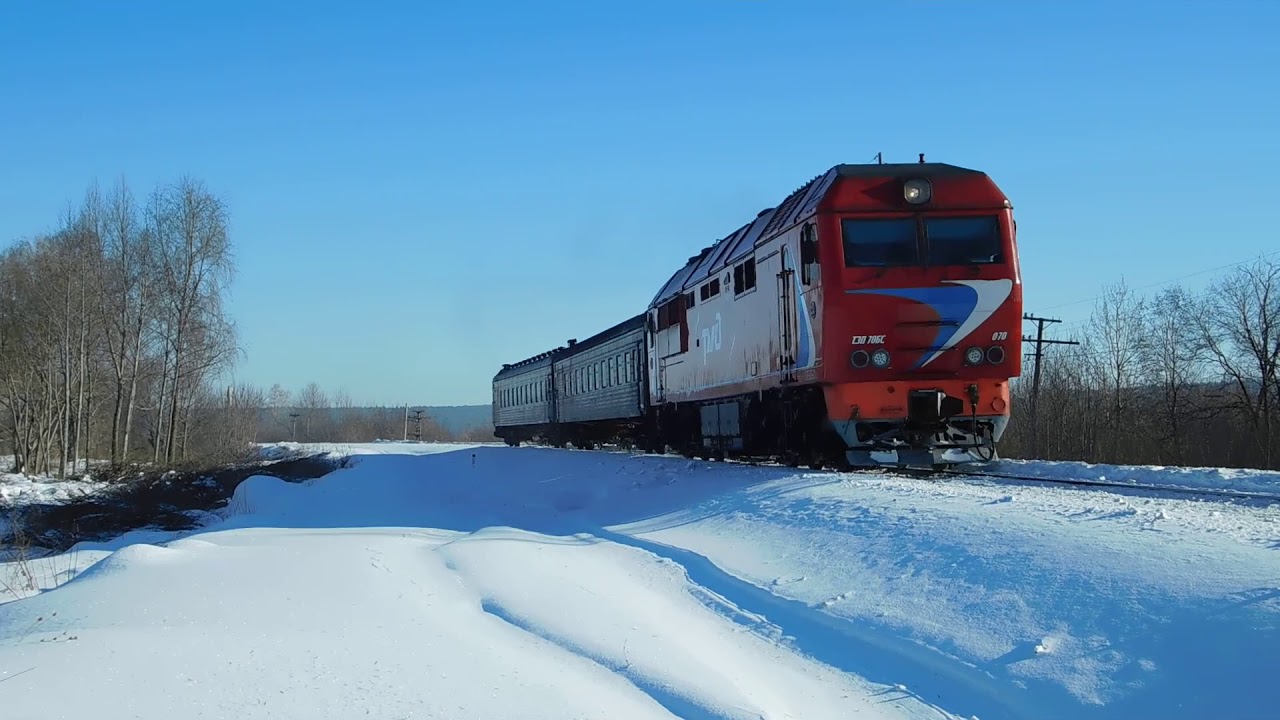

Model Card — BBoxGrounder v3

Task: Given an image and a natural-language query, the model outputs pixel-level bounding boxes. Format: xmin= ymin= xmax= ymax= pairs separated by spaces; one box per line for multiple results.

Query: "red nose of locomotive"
xmin=817 ymin=163 xmax=1023 ymax=467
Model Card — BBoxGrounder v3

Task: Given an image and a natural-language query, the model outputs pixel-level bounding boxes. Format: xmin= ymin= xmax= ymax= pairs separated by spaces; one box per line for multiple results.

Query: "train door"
xmin=796 ymin=221 xmax=821 ymax=371
xmin=653 ymin=295 xmax=689 ymax=402
xmin=777 ymin=245 xmax=798 ymax=382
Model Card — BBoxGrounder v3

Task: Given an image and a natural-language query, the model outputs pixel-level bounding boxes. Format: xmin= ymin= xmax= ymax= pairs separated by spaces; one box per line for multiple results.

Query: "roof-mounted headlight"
xmin=903 ymin=178 xmax=931 ymax=205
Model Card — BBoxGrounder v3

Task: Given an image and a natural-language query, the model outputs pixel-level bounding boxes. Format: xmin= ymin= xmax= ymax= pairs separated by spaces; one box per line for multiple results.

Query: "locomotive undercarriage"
xmin=499 ymin=384 xmax=1005 ymax=471
xmin=833 ymin=386 xmax=1004 ymax=468
xmin=655 ymin=385 xmax=858 ymax=470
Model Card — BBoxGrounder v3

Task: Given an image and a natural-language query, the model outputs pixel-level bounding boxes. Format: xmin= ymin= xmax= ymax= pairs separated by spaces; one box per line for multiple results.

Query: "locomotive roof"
xmin=833 ymin=161 xmax=984 ymax=178
xmin=648 ymin=162 xmax=988 ymax=307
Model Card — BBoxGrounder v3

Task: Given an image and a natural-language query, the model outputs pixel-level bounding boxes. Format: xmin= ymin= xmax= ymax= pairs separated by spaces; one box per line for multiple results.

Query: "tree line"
xmin=1000 ymin=256 xmax=1280 ymax=470
xmin=253 ymin=382 xmax=495 ymax=444
xmin=1 ymin=177 xmax=238 ymax=475
xmin=1 ymin=178 xmax=496 ymax=478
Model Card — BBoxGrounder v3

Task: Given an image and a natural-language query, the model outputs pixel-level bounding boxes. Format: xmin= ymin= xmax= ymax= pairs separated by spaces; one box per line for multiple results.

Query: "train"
xmin=492 ymin=157 xmax=1023 ymax=469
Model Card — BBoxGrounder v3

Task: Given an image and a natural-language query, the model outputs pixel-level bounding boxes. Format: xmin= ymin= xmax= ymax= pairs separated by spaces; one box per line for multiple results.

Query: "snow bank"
xmin=255 ymin=440 xmax=493 ymax=461
xmin=3 ymin=445 xmax=1277 ymax=720
xmin=0 ymin=527 xmax=930 ymax=719
xmin=0 ymin=472 xmax=109 ymax=507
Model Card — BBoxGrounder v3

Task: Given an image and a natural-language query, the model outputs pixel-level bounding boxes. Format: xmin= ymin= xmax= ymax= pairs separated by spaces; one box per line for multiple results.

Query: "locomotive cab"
xmin=816 ymin=161 xmax=1023 ymax=467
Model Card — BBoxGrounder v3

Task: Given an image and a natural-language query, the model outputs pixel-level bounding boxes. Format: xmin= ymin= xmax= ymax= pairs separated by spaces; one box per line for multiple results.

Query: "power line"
xmin=1039 ymin=248 xmax=1280 ymax=310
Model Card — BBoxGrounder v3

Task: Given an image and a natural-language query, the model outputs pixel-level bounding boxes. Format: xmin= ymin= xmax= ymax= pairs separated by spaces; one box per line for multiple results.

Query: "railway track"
xmin=867 ymin=465 xmax=1280 ymax=505
xmin=534 ymin=444 xmax=1280 ymax=506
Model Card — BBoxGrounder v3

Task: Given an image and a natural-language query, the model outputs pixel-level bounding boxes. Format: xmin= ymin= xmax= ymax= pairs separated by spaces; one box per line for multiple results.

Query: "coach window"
xmin=842 ymin=218 xmax=918 ymax=266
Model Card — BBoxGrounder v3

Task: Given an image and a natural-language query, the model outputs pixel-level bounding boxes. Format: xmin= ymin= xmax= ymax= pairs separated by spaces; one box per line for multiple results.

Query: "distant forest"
xmin=249 ymin=391 xmax=494 ymax=445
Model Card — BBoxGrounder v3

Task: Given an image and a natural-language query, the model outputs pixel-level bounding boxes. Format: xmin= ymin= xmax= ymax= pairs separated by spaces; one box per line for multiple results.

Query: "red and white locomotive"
xmin=493 ymin=158 xmax=1022 ymax=468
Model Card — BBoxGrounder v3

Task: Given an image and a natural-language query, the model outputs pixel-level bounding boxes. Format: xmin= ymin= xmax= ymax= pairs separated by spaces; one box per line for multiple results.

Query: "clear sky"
xmin=3 ymin=0 xmax=1278 ymax=406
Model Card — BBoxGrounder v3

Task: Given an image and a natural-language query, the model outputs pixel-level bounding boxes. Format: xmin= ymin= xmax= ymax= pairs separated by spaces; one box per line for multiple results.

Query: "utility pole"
xmin=408 ymin=409 xmax=427 ymax=442
xmin=1022 ymin=314 xmax=1080 ymax=458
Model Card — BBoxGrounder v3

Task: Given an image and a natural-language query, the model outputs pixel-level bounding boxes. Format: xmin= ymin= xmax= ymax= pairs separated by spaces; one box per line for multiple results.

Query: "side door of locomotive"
xmin=777 ymin=244 xmax=799 ymax=381
xmin=795 ymin=221 xmax=821 ymax=373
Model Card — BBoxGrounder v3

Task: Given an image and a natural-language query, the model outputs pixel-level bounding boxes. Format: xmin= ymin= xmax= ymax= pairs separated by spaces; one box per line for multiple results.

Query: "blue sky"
xmin=2 ymin=1 xmax=1277 ymax=406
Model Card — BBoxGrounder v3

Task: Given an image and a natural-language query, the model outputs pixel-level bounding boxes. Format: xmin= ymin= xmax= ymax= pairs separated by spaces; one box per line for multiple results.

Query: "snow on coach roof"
xmin=648 ymin=162 xmax=988 ymax=308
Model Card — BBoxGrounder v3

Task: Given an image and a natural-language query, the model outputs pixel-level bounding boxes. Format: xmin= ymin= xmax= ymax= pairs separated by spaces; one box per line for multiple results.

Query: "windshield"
xmin=842 ymin=215 xmax=1004 ymax=267
xmin=841 ymin=218 xmax=918 ymax=267
xmin=925 ymin=216 xmax=1003 ymax=264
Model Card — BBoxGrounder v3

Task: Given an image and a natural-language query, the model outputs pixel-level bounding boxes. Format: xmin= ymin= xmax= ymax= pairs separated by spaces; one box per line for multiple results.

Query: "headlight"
xmin=903 ymin=178 xmax=931 ymax=204
xmin=871 ymin=349 xmax=891 ymax=368
xmin=850 ymin=350 xmax=869 ymax=368
xmin=986 ymin=345 xmax=1006 ymax=364
xmin=964 ymin=346 xmax=984 ymax=365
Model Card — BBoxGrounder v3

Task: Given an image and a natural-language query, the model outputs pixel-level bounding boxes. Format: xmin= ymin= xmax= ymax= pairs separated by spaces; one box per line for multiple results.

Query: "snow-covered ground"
xmin=2 ymin=444 xmax=1276 ymax=719
xmin=1 ymin=472 xmax=108 ymax=507
xmin=256 ymin=440 xmax=500 ymax=460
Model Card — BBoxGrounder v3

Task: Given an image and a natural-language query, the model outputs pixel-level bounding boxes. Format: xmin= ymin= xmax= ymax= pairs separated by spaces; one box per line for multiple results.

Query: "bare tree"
xmin=149 ymin=177 xmax=234 ymax=463
xmin=297 ymin=382 xmax=329 ymax=441
xmin=1194 ymin=257 xmax=1280 ymax=467
xmin=1141 ymin=285 xmax=1207 ymax=464
xmin=1083 ymin=280 xmax=1148 ymax=463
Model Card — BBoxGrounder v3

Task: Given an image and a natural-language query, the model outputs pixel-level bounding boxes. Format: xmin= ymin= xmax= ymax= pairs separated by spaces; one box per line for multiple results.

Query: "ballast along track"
xmin=865 ymin=465 xmax=1280 ymax=506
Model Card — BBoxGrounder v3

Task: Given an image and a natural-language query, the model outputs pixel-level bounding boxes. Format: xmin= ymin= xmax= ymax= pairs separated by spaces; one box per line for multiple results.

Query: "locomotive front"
xmin=816 ymin=162 xmax=1022 ymax=467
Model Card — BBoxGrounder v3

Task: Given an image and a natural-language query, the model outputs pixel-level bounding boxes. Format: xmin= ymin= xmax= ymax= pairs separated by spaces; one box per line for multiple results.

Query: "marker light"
xmin=850 ymin=350 xmax=870 ymax=368
xmin=871 ymin=349 xmax=891 ymax=368
xmin=965 ymin=346 xmax=985 ymax=365
xmin=987 ymin=345 xmax=1006 ymax=364
xmin=903 ymin=178 xmax=932 ymax=204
